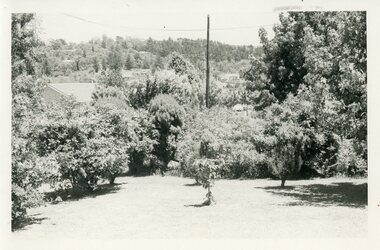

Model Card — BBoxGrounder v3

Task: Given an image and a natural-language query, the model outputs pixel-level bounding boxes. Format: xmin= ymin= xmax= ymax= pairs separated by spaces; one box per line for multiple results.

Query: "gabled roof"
xmin=47 ymin=82 xmax=96 ymax=103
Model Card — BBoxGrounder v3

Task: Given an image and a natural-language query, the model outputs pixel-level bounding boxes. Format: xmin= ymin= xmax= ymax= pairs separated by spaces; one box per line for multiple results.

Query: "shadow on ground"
xmin=184 ymin=200 xmax=213 ymax=208
xmin=12 ymin=213 xmax=48 ymax=231
xmin=257 ymin=182 xmax=367 ymax=208
xmin=184 ymin=182 xmax=202 ymax=187
xmin=14 ymin=183 xmax=124 ymax=232
xmin=45 ymin=183 xmax=123 ymax=203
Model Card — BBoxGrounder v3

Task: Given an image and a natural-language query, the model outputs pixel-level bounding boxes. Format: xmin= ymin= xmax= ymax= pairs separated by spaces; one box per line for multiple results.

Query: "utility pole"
xmin=205 ymin=14 xmax=210 ymax=108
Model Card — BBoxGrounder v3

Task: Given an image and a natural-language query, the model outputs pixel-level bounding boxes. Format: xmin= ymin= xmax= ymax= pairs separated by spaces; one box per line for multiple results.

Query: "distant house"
xmin=219 ymin=73 xmax=245 ymax=87
xmin=121 ymin=69 xmax=150 ymax=82
xmin=42 ymin=82 xmax=96 ymax=104
xmin=220 ymin=73 xmax=240 ymax=82
xmin=232 ymin=104 xmax=245 ymax=112
xmin=232 ymin=104 xmax=253 ymax=116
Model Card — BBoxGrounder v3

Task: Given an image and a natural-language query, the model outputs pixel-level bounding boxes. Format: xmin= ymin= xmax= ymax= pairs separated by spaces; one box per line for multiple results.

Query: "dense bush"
xmin=177 ymin=108 xmax=273 ymax=180
xmin=101 ymin=105 xmax=157 ymax=176
xmin=33 ymin=100 xmax=157 ymax=191
xmin=148 ymin=95 xmax=184 ymax=172
xmin=129 ymin=70 xmax=202 ymax=109
xmin=11 ymin=136 xmax=46 ymax=226
xmin=167 ymin=52 xmax=200 ymax=84
xmin=98 ymin=69 xmax=125 ymax=87
xmin=92 ymin=84 xmax=129 ymax=108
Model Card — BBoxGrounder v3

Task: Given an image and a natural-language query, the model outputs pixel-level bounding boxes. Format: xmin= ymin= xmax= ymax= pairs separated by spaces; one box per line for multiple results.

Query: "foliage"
xmin=98 ymin=69 xmax=125 ymax=88
xmin=129 ymin=70 xmax=201 ymax=109
xmin=241 ymin=11 xmax=367 ymax=184
xmin=92 ymin=84 xmax=129 ymax=108
xmin=192 ymin=159 xmax=218 ymax=205
xmin=335 ymin=138 xmax=367 ymax=176
xmin=11 ymin=13 xmax=40 ymax=78
xmin=167 ymin=52 xmax=200 ymax=84
xmin=143 ymin=37 xmax=256 ymax=64
xmin=148 ymin=95 xmax=184 ymax=172
xmin=11 ymin=135 xmax=45 ymax=227
xmin=33 ymin=98 xmax=154 ymax=191
xmin=107 ymin=45 xmax=124 ymax=70
xmin=125 ymin=53 xmax=135 ymax=70
xmin=177 ymin=108 xmax=272 ymax=180
xmin=11 ymin=13 xmax=49 ymax=227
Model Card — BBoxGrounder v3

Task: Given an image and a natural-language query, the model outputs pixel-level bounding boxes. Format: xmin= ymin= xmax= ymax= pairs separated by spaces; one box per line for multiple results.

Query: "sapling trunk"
xmin=205 ymin=185 xmax=215 ymax=205
xmin=109 ymin=176 xmax=116 ymax=185
xmin=281 ymin=177 xmax=286 ymax=187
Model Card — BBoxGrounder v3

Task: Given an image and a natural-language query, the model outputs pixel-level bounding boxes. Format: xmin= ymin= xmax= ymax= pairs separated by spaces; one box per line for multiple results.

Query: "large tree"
xmin=243 ymin=11 xmax=367 ymax=182
xmin=11 ymin=13 xmax=47 ymax=227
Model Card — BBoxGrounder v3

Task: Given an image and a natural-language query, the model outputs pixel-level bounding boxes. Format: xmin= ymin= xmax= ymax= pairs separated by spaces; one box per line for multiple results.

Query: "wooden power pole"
xmin=205 ymin=14 xmax=210 ymax=108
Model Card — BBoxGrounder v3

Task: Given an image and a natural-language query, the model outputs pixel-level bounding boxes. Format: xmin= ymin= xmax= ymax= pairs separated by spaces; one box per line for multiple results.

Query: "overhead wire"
xmin=61 ymin=13 xmax=275 ymax=32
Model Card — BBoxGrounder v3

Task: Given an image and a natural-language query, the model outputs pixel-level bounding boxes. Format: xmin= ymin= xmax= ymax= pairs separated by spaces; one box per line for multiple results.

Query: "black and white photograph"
xmin=1 ymin=0 xmax=380 ymax=249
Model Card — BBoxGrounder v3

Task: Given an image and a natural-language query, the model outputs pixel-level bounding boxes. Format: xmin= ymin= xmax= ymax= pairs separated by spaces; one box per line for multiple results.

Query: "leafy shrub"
xmin=335 ymin=138 xmax=367 ymax=176
xmin=34 ymin=102 xmax=149 ymax=191
xmin=98 ymin=69 xmax=125 ymax=87
xmin=96 ymin=103 xmax=157 ymax=176
xmin=129 ymin=70 xmax=201 ymax=108
xmin=149 ymin=94 xmax=184 ymax=172
xmin=92 ymin=84 xmax=129 ymax=108
xmin=11 ymin=136 xmax=45 ymax=226
xmin=177 ymin=107 xmax=273 ymax=180
xmin=167 ymin=52 xmax=200 ymax=84
xmin=192 ymin=159 xmax=219 ymax=205
xmin=270 ymin=122 xmax=305 ymax=187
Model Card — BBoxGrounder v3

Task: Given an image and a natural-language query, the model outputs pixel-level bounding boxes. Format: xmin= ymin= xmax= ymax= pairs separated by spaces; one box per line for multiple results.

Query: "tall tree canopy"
xmin=11 ymin=13 xmax=40 ymax=78
xmin=243 ymin=11 xmax=367 ymax=179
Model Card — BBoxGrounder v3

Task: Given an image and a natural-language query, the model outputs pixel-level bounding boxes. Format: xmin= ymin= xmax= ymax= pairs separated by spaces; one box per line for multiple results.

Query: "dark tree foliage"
xmin=242 ymin=11 xmax=367 ymax=184
xmin=11 ymin=13 xmax=40 ymax=79
xmin=167 ymin=52 xmax=200 ymax=84
xmin=143 ymin=37 xmax=256 ymax=63
xmin=148 ymin=95 xmax=184 ymax=172
xmin=125 ymin=53 xmax=135 ymax=70
xmin=107 ymin=45 xmax=123 ymax=71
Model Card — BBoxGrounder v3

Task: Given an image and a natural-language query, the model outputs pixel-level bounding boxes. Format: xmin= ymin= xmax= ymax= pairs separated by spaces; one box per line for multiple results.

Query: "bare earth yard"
xmin=13 ymin=176 xmax=367 ymax=239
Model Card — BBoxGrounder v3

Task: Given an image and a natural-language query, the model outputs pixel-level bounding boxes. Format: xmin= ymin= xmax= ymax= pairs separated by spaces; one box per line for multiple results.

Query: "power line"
xmin=213 ymin=24 xmax=274 ymax=30
xmin=61 ymin=13 xmax=274 ymax=32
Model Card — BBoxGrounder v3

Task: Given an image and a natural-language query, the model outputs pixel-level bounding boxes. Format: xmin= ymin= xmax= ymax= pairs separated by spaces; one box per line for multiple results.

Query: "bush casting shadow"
xmin=12 ymin=213 xmax=48 ymax=231
xmin=258 ymin=182 xmax=367 ymax=208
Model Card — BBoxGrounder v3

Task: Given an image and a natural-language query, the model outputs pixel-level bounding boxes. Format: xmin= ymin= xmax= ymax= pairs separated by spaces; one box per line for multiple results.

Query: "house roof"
xmin=47 ymin=82 xmax=96 ymax=103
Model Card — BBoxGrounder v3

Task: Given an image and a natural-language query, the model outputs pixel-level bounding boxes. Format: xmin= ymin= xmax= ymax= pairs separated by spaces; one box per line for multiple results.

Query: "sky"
xmin=35 ymin=11 xmax=279 ymax=46
xmin=7 ymin=0 xmax=365 ymax=46
xmin=5 ymin=0 xmax=325 ymax=46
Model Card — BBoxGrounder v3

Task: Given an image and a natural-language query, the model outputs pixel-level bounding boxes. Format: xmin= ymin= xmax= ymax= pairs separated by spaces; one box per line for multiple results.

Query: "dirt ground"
xmin=12 ymin=176 xmax=367 ymax=239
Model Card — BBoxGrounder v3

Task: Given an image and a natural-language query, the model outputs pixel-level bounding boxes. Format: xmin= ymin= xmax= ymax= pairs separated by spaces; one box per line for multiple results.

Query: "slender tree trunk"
xmin=281 ymin=177 xmax=286 ymax=187
xmin=109 ymin=176 xmax=116 ymax=185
